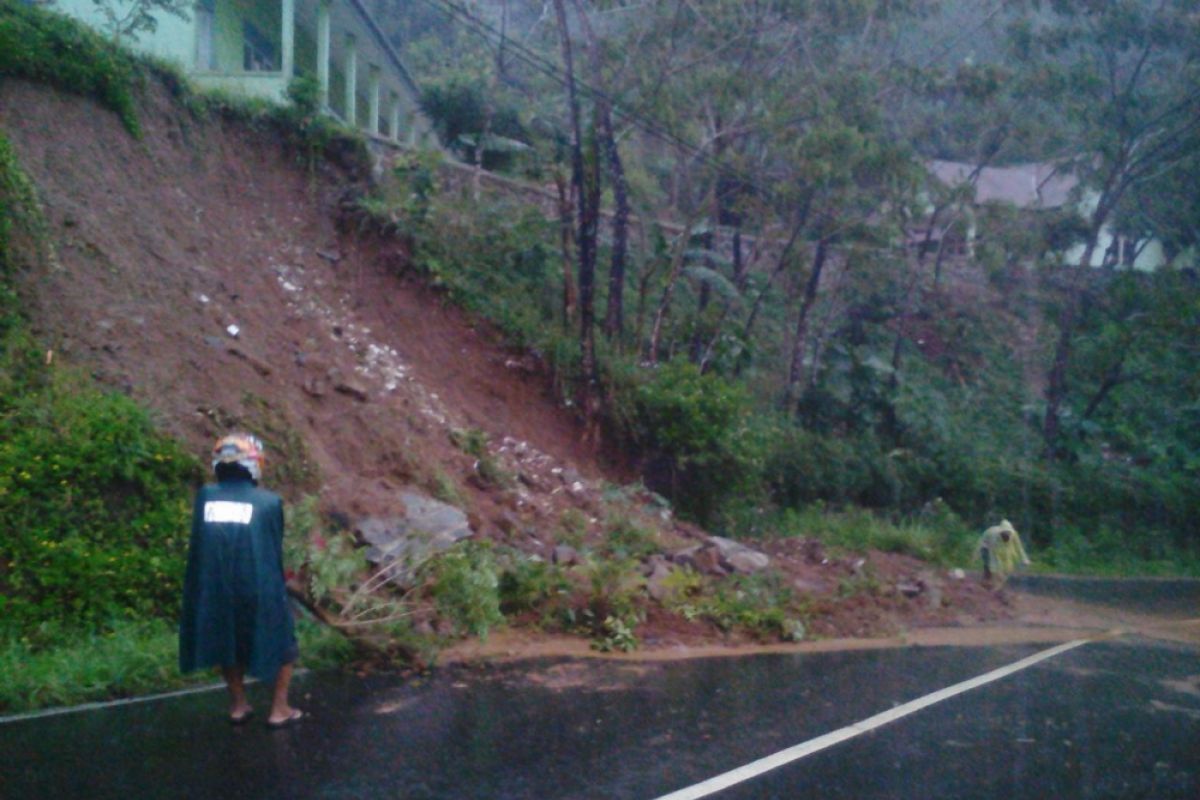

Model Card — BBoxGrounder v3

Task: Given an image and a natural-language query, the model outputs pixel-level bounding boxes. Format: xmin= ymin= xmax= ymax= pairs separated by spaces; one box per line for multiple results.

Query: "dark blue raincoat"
xmin=178 ymin=477 xmax=298 ymax=680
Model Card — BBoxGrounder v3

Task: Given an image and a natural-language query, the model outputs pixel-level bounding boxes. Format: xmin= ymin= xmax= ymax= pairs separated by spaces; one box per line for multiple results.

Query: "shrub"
xmin=0 ymin=1 xmax=142 ymax=136
xmin=497 ymin=553 xmax=570 ymax=617
xmin=601 ymin=517 xmax=659 ymax=560
xmin=425 ymin=541 xmax=503 ymax=639
xmin=623 ymin=359 xmax=761 ymax=524
xmin=0 ymin=369 xmax=200 ymax=638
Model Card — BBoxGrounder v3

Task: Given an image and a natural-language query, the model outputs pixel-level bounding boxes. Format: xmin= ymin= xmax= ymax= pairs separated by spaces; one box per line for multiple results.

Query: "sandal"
xmin=266 ymin=709 xmax=306 ymax=729
xmin=228 ymin=710 xmax=254 ymax=726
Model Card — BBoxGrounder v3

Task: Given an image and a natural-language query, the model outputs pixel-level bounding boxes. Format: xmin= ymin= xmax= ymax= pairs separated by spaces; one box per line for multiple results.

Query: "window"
xmin=195 ymin=0 xmax=216 ymax=71
xmin=243 ymin=21 xmax=278 ymax=71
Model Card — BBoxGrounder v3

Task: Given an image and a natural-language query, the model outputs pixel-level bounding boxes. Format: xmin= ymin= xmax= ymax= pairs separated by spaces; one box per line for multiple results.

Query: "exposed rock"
xmin=335 ymin=379 xmax=370 ymax=402
xmin=799 ymin=538 xmax=827 ymax=564
xmin=792 ymin=578 xmax=826 ymax=595
xmin=708 ymin=535 xmax=771 ymax=574
xmin=494 ymin=511 xmax=521 ymax=537
xmin=356 ymin=490 xmax=472 ymax=587
xmin=672 ymin=544 xmax=727 ymax=576
xmin=517 ymin=471 xmax=544 ymax=491
xmin=226 ymin=345 xmax=272 ymax=376
xmin=552 ymin=544 xmax=580 ymax=566
xmin=300 ymin=376 xmax=326 ymax=398
xmin=645 ymin=559 xmax=675 ymax=602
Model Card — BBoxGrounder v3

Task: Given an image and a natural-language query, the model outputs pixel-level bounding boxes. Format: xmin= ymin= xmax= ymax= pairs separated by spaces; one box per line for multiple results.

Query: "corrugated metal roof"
xmin=928 ymin=159 xmax=1078 ymax=209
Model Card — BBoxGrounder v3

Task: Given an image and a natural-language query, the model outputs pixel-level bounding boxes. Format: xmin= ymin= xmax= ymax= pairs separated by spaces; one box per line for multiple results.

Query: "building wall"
xmin=51 ymin=0 xmax=432 ymax=142
xmin=52 ymin=0 xmax=196 ymax=65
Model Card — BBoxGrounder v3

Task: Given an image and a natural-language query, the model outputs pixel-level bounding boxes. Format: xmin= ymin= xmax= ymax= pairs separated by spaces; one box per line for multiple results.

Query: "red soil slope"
xmin=0 ymin=75 xmax=1014 ymax=648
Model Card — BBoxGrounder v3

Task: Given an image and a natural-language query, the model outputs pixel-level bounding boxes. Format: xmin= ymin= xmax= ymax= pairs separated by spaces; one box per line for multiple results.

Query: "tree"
xmin=91 ymin=0 xmax=191 ymax=43
xmin=1003 ymin=0 xmax=1200 ymax=455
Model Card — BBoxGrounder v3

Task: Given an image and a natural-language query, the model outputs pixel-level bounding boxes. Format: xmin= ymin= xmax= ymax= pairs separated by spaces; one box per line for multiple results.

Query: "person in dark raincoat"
xmin=179 ymin=433 xmax=304 ymax=727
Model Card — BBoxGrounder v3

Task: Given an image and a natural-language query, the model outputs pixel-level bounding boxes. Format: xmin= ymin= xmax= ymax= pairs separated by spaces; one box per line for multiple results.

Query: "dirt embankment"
xmin=0 ymin=74 xmax=1023 ymax=652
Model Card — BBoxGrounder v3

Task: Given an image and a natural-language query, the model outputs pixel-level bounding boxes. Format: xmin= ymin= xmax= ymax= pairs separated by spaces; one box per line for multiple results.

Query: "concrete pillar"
xmin=389 ymin=91 xmax=401 ymax=142
xmin=343 ymin=35 xmax=357 ymax=126
xmin=368 ymin=66 xmax=381 ymax=136
xmin=281 ymin=0 xmax=295 ymax=80
xmin=316 ymin=0 xmax=330 ymax=109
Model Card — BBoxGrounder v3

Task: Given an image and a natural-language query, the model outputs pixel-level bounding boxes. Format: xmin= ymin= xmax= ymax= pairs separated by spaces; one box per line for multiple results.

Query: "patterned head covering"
xmin=211 ymin=433 xmax=265 ymax=481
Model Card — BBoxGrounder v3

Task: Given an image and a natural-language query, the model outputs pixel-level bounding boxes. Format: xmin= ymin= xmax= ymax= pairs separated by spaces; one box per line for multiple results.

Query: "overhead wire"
xmin=406 ymin=0 xmax=1011 ymax=257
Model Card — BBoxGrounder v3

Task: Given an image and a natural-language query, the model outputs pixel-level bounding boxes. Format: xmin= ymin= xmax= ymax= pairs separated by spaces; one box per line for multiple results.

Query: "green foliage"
xmin=425 ymin=541 xmax=503 ymax=639
xmin=0 ymin=367 xmax=200 ymax=638
xmin=621 ymin=359 xmax=760 ymax=524
xmin=450 ymin=427 xmax=514 ymax=489
xmin=0 ymin=618 xmax=205 ymax=713
xmin=592 ymin=614 xmax=638 ymax=653
xmin=571 ymin=556 xmax=643 ymax=649
xmin=601 ymin=517 xmax=659 ymax=560
xmin=664 ymin=570 xmax=808 ymax=641
xmin=0 ymin=1 xmax=141 ymax=136
xmin=449 ymin=427 xmax=490 ymax=458
xmin=419 ymin=76 xmax=531 ymax=172
xmin=556 ymin=508 xmax=589 ymax=547
xmin=0 ymin=131 xmax=45 ymax=280
xmin=0 ymin=615 xmax=353 ymax=714
xmin=497 ymin=554 xmax=570 ymax=617
xmin=1039 ymin=525 xmax=1200 ymax=578
xmin=766 ymin=505 xmax=974 ymax=568
xmin=90 ymin=0 xmax=190 ymax=43
xmin=369 ymin=169 xmax=562 ymax=347
xmin=389 ymin=149 xmax=443 ymax=222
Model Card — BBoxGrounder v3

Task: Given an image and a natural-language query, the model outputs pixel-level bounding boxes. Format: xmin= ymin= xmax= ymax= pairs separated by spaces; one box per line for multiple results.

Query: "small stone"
xmin=335 ymin=380 xmax=370 ymax=402
xmin=552 ymin=545 xmax=580 ymax=566
xmin=226 ymin=324 xmax=240 ymax=338
xmin=300 ymin=377 xmax=326 ymax=398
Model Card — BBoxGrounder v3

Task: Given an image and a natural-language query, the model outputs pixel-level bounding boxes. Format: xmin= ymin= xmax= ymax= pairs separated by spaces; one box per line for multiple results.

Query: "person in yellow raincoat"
xmin=978 ymin=519 xmax=1031 ymax=586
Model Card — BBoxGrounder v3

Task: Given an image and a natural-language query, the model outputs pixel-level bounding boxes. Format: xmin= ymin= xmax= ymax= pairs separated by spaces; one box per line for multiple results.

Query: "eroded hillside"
xmin=0 ymin=71 xmax=1012 ymax=651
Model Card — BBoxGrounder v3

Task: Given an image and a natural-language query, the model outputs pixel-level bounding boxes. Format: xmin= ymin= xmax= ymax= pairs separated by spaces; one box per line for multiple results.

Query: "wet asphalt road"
xmin=1008 ymin=574 xmax=1200 ymax=618
xmin=2 ymin=581 xmax=1198 ymax=799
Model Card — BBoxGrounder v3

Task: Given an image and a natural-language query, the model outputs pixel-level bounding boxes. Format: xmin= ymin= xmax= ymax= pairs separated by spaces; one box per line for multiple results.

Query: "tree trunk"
xmin=553 ymin=172 xmax=577 ymax=328
xmin=602 ymin=114 xmax=630 ymax=342
xmin=552 ymin=0 xmax=598 ymax=388
xmin=742 ymin=212 xmax=807 ymax=345
xmin=569 ymin=0 xmax=631 ymax=344
xmin=785 ymin=238 xmax=829 ymax=412
xmin=647 ymin=227 xmax=695 ymax=363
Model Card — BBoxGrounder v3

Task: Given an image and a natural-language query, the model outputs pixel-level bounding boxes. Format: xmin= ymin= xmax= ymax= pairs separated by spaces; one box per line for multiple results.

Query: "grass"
xmin=763 ymin=504 xmax=1200 ymax=579
xmin=1036 ymin=527 xmax=1200 ymax=579
xmin=0 ymin=0 xmax=142 ymax=136
xmin=763 ymin=505 xmax=977 ymax=568
xmin=0 ymin=616 xmax=354 ymax=716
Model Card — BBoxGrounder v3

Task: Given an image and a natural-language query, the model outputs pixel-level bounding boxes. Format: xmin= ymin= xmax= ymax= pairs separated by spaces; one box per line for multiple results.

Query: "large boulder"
xmin=356 ymin=490 xmax=473 ymax=587
xmin=707 ymin=536 xmax=771 ymax=574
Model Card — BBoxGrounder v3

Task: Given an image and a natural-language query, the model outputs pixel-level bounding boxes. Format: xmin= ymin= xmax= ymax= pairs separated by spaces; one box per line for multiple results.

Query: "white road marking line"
xmin=0 ymin=681 xmax=236 ymax=725
xmin=652 ymin=639 xmax=1090 ymax=800
xmin=0 ymin=669 xmax=306 ymax=725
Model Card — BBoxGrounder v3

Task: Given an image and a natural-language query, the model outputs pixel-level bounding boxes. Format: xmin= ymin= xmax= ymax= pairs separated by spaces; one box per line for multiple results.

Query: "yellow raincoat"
xmin=978 ymin=519 xmax=1031 ymax=582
